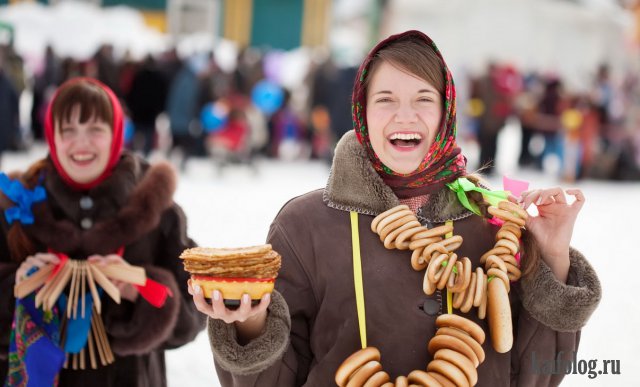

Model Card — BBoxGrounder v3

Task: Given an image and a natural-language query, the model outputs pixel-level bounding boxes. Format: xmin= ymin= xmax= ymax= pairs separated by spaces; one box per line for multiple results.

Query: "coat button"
xmin=80 ymin=218 xmax=93 ymax=229
xmin=79 ymin=196 xmax=94 ymax=210
xmin=422 ymin=299 xmax=440 ymax=316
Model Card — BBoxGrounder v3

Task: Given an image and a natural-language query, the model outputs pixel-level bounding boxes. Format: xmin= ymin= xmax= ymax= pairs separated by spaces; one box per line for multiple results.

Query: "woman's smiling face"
xmin=366 ymin=61 xmax=443 ymax=174
xmin=54 ymin=104 xmax=113 ymax=184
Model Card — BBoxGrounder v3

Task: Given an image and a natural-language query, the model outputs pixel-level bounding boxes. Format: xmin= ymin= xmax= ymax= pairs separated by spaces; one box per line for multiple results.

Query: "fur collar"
xmin=7 ymin=153 xmax=177 ymax=257
xmin=324 ymin=131 xmax=473 ymax=223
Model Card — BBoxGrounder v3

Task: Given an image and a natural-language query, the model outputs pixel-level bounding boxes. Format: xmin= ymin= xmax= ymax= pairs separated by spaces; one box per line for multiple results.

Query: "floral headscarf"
xmin=352 ymin=30 xmax=466 ymax=198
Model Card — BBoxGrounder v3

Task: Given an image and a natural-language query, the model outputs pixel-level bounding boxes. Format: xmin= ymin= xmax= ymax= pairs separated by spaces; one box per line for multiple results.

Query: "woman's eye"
xmin=376 ymin=98 xmax=393 ymax=103
xmin=418 ymin=97 xmax=434 ymax=103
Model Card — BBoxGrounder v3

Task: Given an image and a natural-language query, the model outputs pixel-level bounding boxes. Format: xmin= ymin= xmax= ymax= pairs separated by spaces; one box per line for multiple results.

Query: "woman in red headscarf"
xmin=190 ymin=31 xmax=600 ymax=386
xmin=0 ymin=78 xmax=204 ymax=386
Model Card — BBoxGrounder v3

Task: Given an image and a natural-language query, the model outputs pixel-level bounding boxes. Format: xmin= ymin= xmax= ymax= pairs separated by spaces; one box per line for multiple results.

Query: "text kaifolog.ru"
xmin=531 ymin=351 xmax=620 ymax=379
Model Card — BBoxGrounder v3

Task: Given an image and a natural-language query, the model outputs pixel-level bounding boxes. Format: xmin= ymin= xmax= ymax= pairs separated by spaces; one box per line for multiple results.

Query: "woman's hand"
xmin=87 ymin=254 xmax=139 ymax=302
xmin=187 ymin=280 xmax=270 ymax=344
xmin=15 ymin=253 xmax=60 ymax=284
xmin=515 ymin=187 xmax=585 ymax=283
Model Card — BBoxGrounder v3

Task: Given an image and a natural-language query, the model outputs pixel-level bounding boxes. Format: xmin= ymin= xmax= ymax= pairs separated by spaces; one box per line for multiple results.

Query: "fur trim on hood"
xmin=2 ymin=153 xmax=178 ymax=257
xmin=324 ymin=130 xmax=472 ymax=223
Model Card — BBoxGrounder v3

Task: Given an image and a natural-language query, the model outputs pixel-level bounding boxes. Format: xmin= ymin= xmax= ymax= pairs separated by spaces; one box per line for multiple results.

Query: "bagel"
xmin=428 ymin=372 xmax=457 ymax=387
xmin=488 ymin=206 xmax=526 ymax=227
xmin=488 ymin=278 xmax=513 ymax=353
xmin=501 ymin=222 xmax=522 ymax=238
xmin=498 ymin=254 xmax=519 ymax=267
xmin=427 ymin=335 xmax=478 ymax=367
xmin=379 ymin=214 xmax=416 ymax=242
xmin=407 ymin=370 xmax=443 ymax=387
xmin=423 ymin=243 xmax=449 ymax=264
xmin=496 ymin=228 xmax=520 ymax=245
xmin=448 ymin=261 xmax=465 ymax=293
xmin=409 ymin=236 xmax=443 ymax=252
xmin=418 ymin=224 xmax=454 ymax=239
xmin=423 ymin=269 xmax=437 ymax=296
xmin=480 ymin=247 xmax=511 ymax=264
xmin=371 ymin=205 xmax=410 ymax=232
xmin=437 ymin=254 xmax=458 ymax=290
xmin=395 ymin=225 xmax=428 ymax=250
xmin=440 ymin=235 xmax=463 ymax=252
xmin=346 ymin=360 xmax=383 ymax=387
xmin=495 ymin=239 xmax=519 ymax=256
xmin=460 ymin=272 xmax=477 ymax=313
xmin=335 ymin=347 xmax=381 ymax=387
xmin=478 ymin=284 xmax=488 ymax=320
xmin=427 ymin=253 xmax=449 ymax=284
xmin=487 ymin=268 xmax=510 ymax=293
xmin=394 ymin=375 xmax=409 ymax=387
xmin=484 ymin=255 xmax=507 ymax=272
xmin=435 ymin=327 xmax=485 ymax=364
xmin=434 ymin=348 xmax=478 ymax=385
xmin=363 ymin=370 xmax=390 ymax=387
xmin=452 ymin=285 xmax=466 ymax=309
xmin=412 ymin=247 xmax=429 ymax=271
xmin=427 ymin=359 xmax=469 ymax=387
xmin=384 ymin=220 xmax=422 ymax=249
xmin=436 ymin=314 xmax=485 ymax=345
xmin=473 ymin=268 xmax=485 ymax=308
xmin=498 ymin=200 xmax=528 ymax=220
xmin=504 ymin=262 xmax=522 ymax=281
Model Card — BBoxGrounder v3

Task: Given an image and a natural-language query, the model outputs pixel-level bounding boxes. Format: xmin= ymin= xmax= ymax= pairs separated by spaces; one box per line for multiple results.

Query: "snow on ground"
xmin=2 ymin=131 xmax=638 ymax=386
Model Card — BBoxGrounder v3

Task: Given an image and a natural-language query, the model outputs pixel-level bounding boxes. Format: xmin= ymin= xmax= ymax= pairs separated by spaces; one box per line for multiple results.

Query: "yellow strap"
xmin=350 ymin=211 xmax=367 ymax=349
xmin=445 ymin=220 xmax=453 ymax=315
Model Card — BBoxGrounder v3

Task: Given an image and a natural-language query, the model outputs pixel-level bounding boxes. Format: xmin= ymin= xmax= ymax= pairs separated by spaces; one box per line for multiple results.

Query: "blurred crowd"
xmin=1 ymin=39 xmax=640 ymax=181
xmin=468 ymin=62 xmax=640 ymax=181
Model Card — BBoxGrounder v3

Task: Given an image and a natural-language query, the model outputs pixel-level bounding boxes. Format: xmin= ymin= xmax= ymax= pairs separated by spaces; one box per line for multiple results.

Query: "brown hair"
xmin=51 ymin=81 xmax=114 ymax=131
xmin=363 ymin=35 xmax=445 ymax=101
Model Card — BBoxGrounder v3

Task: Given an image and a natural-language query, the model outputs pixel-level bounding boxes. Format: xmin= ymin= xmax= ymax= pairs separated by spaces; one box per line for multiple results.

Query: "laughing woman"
xmin=0 ymin=78 xmax=205 ymax=386
xmin=190 ymin=31 xmax=601 ymax=386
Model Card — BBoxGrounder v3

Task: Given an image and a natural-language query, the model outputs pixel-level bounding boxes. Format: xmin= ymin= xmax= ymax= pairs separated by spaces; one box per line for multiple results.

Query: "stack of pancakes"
xmin=180 ymin=244 xmax=281 ymax=300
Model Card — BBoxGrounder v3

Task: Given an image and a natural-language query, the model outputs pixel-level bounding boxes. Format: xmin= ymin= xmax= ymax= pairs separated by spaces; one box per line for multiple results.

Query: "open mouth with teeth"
xmin=71 ymin=153 xmax=98 ymax=165
xmin=388 ymin=132 xmax=423 ymax=148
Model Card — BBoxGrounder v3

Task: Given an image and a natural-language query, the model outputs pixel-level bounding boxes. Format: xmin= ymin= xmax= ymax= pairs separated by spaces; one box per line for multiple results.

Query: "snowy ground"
xmin=2 ymin=125 xmax=638 ymax=386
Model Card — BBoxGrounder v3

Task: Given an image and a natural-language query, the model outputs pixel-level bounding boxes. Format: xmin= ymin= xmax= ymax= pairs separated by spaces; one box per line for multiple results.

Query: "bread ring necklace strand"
xmin=335 ymin=200 xmax=528 ymax=387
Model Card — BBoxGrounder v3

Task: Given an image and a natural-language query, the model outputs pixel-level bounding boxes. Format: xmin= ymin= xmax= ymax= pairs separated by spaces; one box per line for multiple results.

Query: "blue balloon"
xmin=200 ymin=102 xmax=228 ymax=133
xmin=251 ymin=80 xmax=284 ymax=115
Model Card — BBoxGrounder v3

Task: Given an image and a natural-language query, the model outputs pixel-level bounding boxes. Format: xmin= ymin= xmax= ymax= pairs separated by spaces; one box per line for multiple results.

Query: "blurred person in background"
xmin=188 ymin=30 xmax=600 ymax=386
xmin=534 ymin=79 xmax=565 ymax=172
xmin=0 ymin=48 xmax=20 ymax=166
xmin=0 ymin=77 xmax=205 ymax=386
xmin=93 ymin=44 xmax=121 ymax=97
xmin=515 ymin=72 xmax=543 ymax=169
xmin=475 ymin=63 xmax=519 ymax=175
xmin=126 ymin=55 xmax=167 ymax=157
xmin=166 ymin=54 xmax=209 ymax=170
xmin=267 ymin=89 xmax=309 ymax=161
xmin=31 ymin=45 xmax=62 ymax=140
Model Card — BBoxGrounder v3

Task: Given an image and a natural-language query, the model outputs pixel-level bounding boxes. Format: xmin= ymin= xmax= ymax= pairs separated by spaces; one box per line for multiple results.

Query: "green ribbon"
xmin=446 ymin=178 xmax=509 ymax=216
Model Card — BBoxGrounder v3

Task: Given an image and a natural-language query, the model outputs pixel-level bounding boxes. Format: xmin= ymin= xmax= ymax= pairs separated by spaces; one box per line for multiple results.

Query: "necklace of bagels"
xmin=335 ymin=200 xmax=528 ymax=387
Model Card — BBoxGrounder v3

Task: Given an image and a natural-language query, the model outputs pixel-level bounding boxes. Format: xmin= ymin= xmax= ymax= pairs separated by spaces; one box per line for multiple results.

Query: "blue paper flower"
xmin=0 ymin=173 xmax=47 ymax=225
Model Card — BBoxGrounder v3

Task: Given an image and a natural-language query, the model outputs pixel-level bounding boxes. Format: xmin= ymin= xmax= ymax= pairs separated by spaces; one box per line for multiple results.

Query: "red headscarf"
xmin=352 ymin=30 xmax=466 ymax=198
xmin=44 ymin=77 xmax=124 ymax=191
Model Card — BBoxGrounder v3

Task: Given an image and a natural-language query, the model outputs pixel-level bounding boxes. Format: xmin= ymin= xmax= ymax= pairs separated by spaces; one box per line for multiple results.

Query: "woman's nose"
xmin=394 ymin=103 xmax=418 ymax=123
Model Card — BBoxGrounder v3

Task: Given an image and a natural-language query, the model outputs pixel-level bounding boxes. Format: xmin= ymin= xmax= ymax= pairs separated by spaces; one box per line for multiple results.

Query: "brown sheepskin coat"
xmin=0 ymin=152 xmax=205 ymax=387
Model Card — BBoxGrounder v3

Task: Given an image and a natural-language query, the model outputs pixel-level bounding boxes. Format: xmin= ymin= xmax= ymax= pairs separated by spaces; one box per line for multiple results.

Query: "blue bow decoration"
xmin=0 ymin=173 xmax=46 ymax=225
